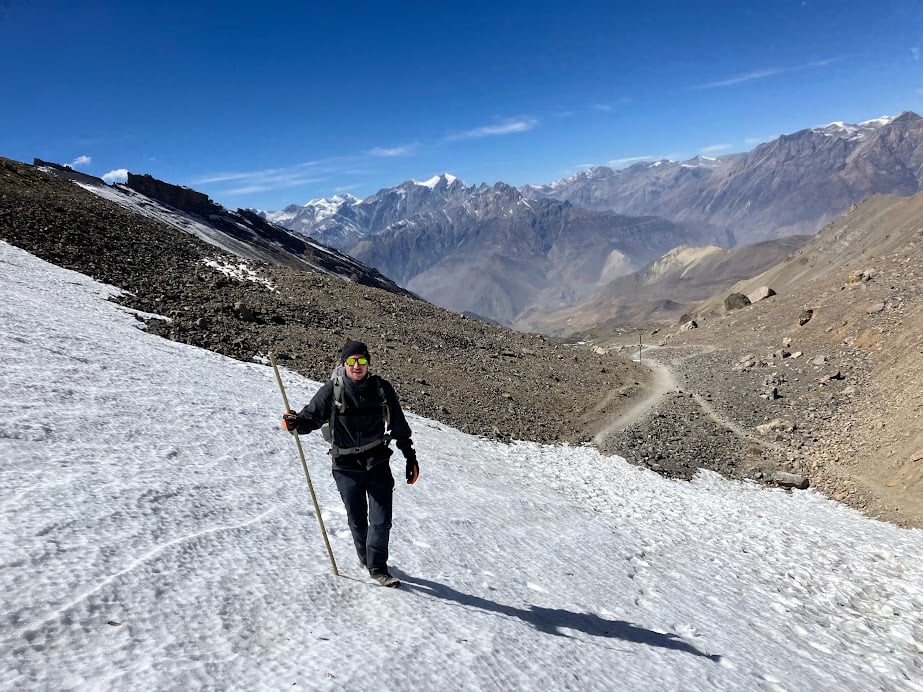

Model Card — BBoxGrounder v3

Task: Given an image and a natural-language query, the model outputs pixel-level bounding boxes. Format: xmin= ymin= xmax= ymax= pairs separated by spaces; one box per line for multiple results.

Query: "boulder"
xmin=847 ymin=268 xmax=876 ymax=284
xmin=724 ymin=292 xmax=752 ymax=311
xmin=773 ymin=472 xmax=810 ymax=490
xmin=798 ymin=309 xmax=814 ymax=326
xmin=748 ymin=286 xmax=777 ymax=303
xmin=233 ymin=301 xmax=256 ymax=321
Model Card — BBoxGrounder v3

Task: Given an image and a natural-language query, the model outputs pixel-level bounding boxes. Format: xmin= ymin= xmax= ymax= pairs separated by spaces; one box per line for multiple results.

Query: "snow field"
xmin=1 ymin=240 xmax=922 ymax=691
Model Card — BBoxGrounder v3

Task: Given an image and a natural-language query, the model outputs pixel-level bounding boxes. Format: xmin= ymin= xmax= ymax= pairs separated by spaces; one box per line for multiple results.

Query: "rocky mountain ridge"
xmin=0 ymin=156 xmax=641 ymax=448
xmin=264 ymin=112 xmax=923 ymax=331
xmin=34 ymin=159 xmax=410 ymax=297
xmin=529 ymin=112 xmax=923 ymax=245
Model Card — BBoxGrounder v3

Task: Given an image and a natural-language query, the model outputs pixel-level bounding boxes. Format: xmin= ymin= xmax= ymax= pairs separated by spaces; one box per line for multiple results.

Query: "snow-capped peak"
xmin=815 ymin=115 xmax=895 ymax=141
xmin=859 ymin=115 xmax=895 ymax=128
xmin=305 ymin=193 xmax=358 ymax=208
xmin=414 ymin=173 xmax=458 ymax=189
xmin=298 ymin=194 xmax=358 ymax=221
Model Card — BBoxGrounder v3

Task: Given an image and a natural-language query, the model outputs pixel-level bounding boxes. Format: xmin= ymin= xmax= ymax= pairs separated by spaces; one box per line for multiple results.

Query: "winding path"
xmin=593 ymin=343 xmax=779 ymax=454
xmin=592 ymin=345 xmax=675 ymax=446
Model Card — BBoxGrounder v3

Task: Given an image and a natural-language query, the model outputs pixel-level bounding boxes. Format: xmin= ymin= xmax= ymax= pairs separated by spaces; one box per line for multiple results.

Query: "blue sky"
xmin=2 ymin=1 xmax=921 ymax=211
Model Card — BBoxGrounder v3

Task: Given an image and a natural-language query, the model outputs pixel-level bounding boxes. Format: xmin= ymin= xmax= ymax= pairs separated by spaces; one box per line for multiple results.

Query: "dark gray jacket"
xmin=294 ymin=374 xmax=413 ymax=468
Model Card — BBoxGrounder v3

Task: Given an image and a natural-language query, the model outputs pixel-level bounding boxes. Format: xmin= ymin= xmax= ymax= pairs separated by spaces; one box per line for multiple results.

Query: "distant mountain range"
xmin=525 ymin=112 xmax=923 ymax=244
xmin=262 ymin=175 xmax=730 ymax=324
xmin=264 ymin=112 xmax=923 ymax=326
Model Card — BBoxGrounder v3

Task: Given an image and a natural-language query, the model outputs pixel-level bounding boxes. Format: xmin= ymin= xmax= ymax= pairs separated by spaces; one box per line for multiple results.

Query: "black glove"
xmin=282 ymin=410 xmax=300 ymax=433
xmin=404 ymin=449 xmax=419 ymax=485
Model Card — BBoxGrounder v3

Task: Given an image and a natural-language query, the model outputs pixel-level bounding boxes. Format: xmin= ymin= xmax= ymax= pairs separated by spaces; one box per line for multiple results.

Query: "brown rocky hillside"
xmin=590 ymin=191 xmax=923 ymax=527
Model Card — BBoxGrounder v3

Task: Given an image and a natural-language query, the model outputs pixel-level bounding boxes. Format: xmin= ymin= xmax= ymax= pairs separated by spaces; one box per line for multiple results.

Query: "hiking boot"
xmin=369 ymin=569 xmax=400 ymax=587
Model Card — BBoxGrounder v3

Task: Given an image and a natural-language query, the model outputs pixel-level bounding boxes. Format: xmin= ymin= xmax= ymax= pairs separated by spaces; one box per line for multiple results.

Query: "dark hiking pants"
xmin=332 ymin=460 xmax=394 ymax=573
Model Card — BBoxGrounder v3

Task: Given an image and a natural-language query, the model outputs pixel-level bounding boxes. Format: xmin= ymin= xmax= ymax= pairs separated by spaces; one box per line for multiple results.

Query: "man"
xmin=282 ymin=340 xmax=419 ymax=587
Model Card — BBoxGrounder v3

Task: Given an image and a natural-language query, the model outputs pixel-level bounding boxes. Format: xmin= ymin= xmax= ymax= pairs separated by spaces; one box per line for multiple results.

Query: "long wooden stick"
xmin=269 ymin=353 xmax=339 ymax=577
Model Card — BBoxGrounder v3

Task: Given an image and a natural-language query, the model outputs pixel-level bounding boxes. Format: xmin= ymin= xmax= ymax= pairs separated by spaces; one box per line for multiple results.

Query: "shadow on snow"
xmin=396 ymin=572 xmax=721 ymax=662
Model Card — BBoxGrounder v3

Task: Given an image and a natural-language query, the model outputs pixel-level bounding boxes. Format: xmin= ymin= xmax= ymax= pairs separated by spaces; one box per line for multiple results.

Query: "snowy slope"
xmin=1 ymin=240 xmax=921 ymax=690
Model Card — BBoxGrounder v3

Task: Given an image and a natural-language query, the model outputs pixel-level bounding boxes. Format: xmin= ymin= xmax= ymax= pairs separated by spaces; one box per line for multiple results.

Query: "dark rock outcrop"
xmin=724 ymin=293 xmax=752 ymax=311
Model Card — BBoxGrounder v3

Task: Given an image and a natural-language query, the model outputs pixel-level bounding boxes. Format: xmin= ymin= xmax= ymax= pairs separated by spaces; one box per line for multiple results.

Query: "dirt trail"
xmin=592 ymin=346 xmax=675 ymax=446
xmin=594 ymin=343 xmax=790 ymax=456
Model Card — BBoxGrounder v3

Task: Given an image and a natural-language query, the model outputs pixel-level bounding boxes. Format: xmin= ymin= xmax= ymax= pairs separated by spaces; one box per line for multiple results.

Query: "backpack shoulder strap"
xmin=329 ymin=374 xmax=345 ymax=430
xmin=373 ymin=375 xmax=391 ymax=433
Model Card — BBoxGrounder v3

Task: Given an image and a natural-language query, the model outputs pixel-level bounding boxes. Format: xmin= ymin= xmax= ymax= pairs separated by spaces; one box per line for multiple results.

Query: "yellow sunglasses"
xmin=345 ymin=356 xmax=369 ymax=366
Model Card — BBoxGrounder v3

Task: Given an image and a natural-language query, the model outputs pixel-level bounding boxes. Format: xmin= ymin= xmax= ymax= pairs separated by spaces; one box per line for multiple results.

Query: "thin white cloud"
xmin=696 ymin=68 xmax=784 ymax=89
xmin=193 ymin=161 xmax=328 ymax=185
xmin=607 ymin=155 xmax=655 ymax=167
xmin=593 ymin=104 xmax=615 ymax=113
xmin=694 ymin=57 xmax=839 ymax=90
xmin=71 ymin=155 xmax=92 ymax=168
xmin=700 ymin=144 xmax=732 ymax=155
xmin=445 ymin=118 xmax=537 ymax=141
xmin=102 ymin=169 xmax=128 ymax=183
xmin=224 ymin=176 xmax=328 ymax=196
xmin=912 ymin=47 xmax=920 ymax=61
xmin=193 ymin=153 xmax=380 ymax=199
xmin=367 ymin=144 xmax=415 ymax=157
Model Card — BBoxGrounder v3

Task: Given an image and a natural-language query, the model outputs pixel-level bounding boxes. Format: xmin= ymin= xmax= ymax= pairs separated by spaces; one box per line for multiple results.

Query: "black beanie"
xmin=340 ymin=339 xmax=371 ymax=364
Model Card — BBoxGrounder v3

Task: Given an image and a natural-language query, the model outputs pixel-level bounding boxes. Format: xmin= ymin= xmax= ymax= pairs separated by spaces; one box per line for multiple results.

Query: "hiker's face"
xmin=344 ymin=354 xmax=368 ymax=381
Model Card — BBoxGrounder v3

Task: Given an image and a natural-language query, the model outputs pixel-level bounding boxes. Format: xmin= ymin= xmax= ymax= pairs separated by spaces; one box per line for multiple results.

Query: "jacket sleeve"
xmin=382 ymin=379 xmax=414 ymax=453
xmin=294 ymin=380 xmax=334 ymax=434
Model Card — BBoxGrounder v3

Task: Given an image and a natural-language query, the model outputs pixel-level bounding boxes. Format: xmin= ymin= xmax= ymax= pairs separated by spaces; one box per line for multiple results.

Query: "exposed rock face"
xmin=527 ymin=112 xmax=923 ymax=245
xmin=128 ymin=173 xmax=216 ymax=216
